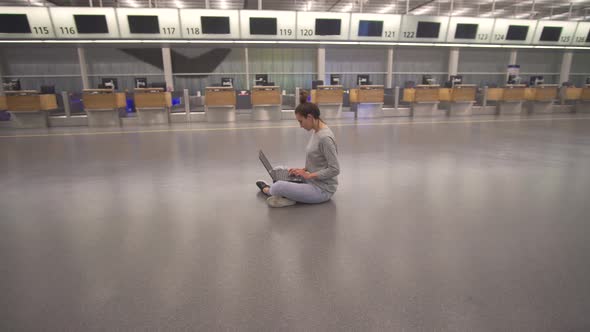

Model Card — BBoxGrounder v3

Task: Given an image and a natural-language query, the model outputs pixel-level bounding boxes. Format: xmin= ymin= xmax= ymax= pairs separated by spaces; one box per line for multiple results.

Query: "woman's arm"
xmin=311 ymin=137 xmax=340 ymax=180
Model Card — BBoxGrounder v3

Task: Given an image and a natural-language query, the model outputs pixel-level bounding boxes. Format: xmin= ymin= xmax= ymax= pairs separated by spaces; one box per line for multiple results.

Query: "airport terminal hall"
xmin=3 ymin=0 xmax=590 ymax=330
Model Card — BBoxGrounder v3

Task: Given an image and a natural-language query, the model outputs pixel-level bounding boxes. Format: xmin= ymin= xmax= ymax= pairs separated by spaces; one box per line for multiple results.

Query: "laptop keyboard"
xmin=273 ymin=169 xmax=296 ymax=182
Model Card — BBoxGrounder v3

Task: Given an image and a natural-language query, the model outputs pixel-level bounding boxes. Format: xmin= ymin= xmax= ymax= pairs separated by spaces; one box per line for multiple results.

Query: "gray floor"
xmin=1 ymin=114 xmax=590 ymax=331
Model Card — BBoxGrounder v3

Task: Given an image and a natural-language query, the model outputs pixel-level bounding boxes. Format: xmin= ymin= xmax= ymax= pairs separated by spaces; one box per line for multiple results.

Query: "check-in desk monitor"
xmin=101 ymin=78 xmax=118 ymax=90
xmin=255 ymin=74 xmax=268 ymax=86
xmin=135 ymin=77 xmax=147 ymax=88
xmin=357 ymin=75 xmax=370 ymax=86
xmin=330 ymin=74 xmax=341 ymax=85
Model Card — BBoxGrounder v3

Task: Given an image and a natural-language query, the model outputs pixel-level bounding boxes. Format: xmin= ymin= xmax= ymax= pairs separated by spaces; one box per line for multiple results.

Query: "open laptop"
xmin=259 ymin=150 xmax=304 ymax=183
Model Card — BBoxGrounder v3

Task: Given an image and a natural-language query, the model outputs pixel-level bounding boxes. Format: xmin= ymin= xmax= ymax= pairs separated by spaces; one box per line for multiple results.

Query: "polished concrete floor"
xmin=1 ymin=114 xmax=590 ymax=331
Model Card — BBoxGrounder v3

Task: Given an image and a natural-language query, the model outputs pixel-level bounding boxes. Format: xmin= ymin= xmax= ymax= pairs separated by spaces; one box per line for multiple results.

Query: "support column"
xmin=162 ymin=47 xmax=174 ymax=91
xmin=0 ymin=52 xmax=4 ymax=94
xmin=317 ymin=47 xmax=325 ymax=82
xmin=448 ymin=47 xmax=459 ymax=78
xmin=507 ymin=49 xmax=518 ymax=81
xmin=386 ymin=47 xmax=394 ymax=89
xmin=244 ymin=48 xmax=250 ymax=90
xmin=559 ymin=51 xmax=573 ymax=85
xmin=77 ymin=47 xmax=90 ymax=90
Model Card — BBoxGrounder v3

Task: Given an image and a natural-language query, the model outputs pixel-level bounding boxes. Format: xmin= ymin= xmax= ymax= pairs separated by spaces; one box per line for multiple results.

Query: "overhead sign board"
xmin=349 ymin=13 xmax=401 ymax=41
xmin=49 ymin=7 xmax=119 ymax=39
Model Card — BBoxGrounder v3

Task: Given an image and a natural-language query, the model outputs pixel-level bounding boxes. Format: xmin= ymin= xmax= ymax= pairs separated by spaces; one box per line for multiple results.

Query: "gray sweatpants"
xmin=269 ymin=181 xmax=333 ymax=204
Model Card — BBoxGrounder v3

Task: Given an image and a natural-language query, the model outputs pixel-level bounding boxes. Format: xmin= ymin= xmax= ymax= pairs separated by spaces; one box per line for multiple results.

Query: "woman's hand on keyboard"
xmin=288 ymin=168 xmax=306 ymax=177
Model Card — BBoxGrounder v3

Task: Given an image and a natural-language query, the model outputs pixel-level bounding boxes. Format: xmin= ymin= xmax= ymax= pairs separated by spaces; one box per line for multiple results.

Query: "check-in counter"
xmin=205 ymin=87 xmax=236 ymax=122
xmin=251 ymin=86 xmax=281 ymax=121
xmin=403 ymin=85 xmax=440 ymax=116
xmin=577 ymin=85 xmax=590 ymax=113
xmin=350 ymin=85 xmax=384 ymax=118
xmin=439 ymin=84 xmax=477 ymax=116
xmin=311 ymin=85 xmax=343 ymax=119
xmin=525 ymin=84 xmax=559 ymax=114
xmin=497 ymin=84 xmax=526 ymax=115
xmin=5 ymin=91 xmax=58 ymax=128
xmin=82 ymin=89 xmax=126 ymax=127
xmin=134 ymin=88 xmax=172 ymax=125
xmin=0 ymin=95 xmax=7 ymax=111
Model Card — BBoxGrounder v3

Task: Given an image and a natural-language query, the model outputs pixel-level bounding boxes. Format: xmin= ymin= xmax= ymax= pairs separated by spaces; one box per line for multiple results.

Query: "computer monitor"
xmin=101 ymin=78 xmax=118 ymax=90
xmin=507 ymin=75 xmax=520 ymax=85
xmin=312 ymin=80 xmax=324 ymax=89
xmin=249 ymin=17 xmax=277 ymax=35
xmin=422 ymin=75 xmax=436 ymax=85
xmin=450 ymin=75 xmax=463 ymax=87
xmin=2 ymin=79 xmax=21 ymax=91
xmin=40 ymin=85 xmax=55 ymax=94
xmin=200 ymin=16 xmax=230 ymax=34
xmin=529 ymin=76 xmax=544 ymax=86
xmin=149 ymin=82 xmax=167 ymax=89
xmin=455 ymin=23 xmax=478 ymax=40
xmin=586 ymin=77 xmax=590 ymax=85
xmin=416 ymin=21 xmax=441 ymax=38
xmin=506 ymin=25 xmax=529 ymax=41
xmin=221 ymin=77 xmax=234 ymax=87
xmin=358 ymin=20 xmax=383 ymax=37
xmin=357 ymin=75 xmax=370 ymax=86
xmin=0 ymin=14 xmax=31 ymax=33
xmin=127 ymin=15 xmax=160 ymax=34
xmin=539 ymin=26 xmax=562 ymax=42
xmin=135 ymin=77 xmax=148 ymax=88
xmin=74 ymin=15 xmax=109 ymax=34
xmin=255 ymin=74 xmax=268 ymax=86
xmin=315 ymin=18 xmax=341 ymax=36
xmin=330 ymin=74 xmax=341 ymax=85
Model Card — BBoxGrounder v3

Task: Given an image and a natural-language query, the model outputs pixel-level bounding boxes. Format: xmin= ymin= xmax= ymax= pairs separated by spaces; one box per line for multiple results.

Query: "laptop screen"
xmin=259 ymin=151 xmax=273 ymax=172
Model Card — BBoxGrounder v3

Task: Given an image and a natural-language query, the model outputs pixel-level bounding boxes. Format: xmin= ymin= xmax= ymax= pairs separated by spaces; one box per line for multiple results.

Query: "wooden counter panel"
xmin=83 ymin=93 xmax=126 ymax=109
xmin=6 ymin=94 xmax=58 ymax=111
xmin=206 ymin=90 xmax=236 ymax=106
xmin=135 ymin=92 xmax=172 ymax=108
xmin=252 ymin=90 xmax=281 ymax=105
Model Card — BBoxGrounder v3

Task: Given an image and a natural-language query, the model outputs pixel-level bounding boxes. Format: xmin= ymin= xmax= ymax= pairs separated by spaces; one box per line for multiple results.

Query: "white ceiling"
xmin=1 ymin=0 xmax=589 ymax=21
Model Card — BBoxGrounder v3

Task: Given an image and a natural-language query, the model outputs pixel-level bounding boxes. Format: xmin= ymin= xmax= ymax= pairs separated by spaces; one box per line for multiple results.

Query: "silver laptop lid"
xmin=259 ymin=150 xmax=273 ymax=173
